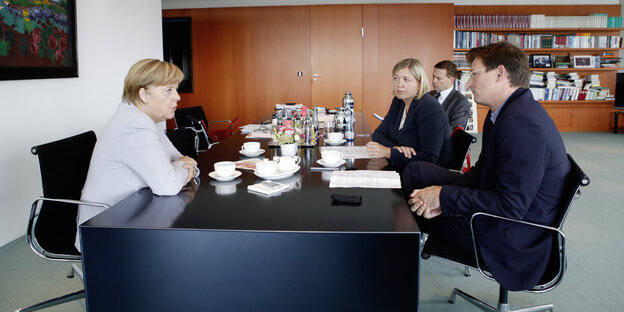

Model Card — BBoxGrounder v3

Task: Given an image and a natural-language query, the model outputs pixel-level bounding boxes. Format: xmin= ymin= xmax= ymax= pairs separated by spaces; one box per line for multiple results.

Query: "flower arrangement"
xmin=274 ymin=125 xmax=302 ymax=145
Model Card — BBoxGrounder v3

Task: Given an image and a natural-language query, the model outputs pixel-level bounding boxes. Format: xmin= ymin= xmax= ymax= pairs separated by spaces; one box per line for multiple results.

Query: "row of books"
xmin=452 ymin=52 xmax=470 ymax=69
xmin=454 ymin=31 xmax=622 ymax=49
xmin=529 ymin=86 xmax=611 ymax=101
xmin=457 ymin=70 xmax=612 ymax=101
xmin=454 ymin=14 xmax=622 ymax=29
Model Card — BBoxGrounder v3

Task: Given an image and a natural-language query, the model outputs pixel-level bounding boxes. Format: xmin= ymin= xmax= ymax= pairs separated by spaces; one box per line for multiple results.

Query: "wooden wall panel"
xmin=163 ymin=8 xmax=266 ymax=127
xmin=363 ymin=4 xmax=455 ymax=130
xmin=310 ymin=5 xmax=363 ymax=110
xmin=264 ymin=6 xmax=311 ymax=108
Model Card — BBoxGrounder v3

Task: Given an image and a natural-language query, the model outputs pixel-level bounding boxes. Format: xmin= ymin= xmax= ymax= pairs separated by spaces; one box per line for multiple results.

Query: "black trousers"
xmin=401 ymin=161 xmax=480 ymax=267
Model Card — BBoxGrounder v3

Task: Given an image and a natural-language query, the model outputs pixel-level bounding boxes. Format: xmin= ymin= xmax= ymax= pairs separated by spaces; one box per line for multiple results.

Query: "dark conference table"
xmin=80 ymin=112 xmax=422 ymax=312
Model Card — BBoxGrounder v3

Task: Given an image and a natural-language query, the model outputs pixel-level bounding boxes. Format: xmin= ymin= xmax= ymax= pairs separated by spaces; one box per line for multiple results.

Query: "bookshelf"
xmin=454 ymin=5 xmax=622 ymax=132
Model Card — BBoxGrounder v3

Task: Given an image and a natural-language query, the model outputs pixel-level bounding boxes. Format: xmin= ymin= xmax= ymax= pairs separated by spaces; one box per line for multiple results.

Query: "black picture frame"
xmin=0 ymin=0 xmax=78 ymax=80
xmin=163 ymin=17 xmax=193 ymax=93
xmin=531 ymin=54 xmax=551 ymax=68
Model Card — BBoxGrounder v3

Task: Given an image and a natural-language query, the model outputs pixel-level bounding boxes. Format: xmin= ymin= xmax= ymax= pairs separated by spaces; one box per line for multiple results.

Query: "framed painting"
xmin=0 ymin=0 xmax=78 ymax=80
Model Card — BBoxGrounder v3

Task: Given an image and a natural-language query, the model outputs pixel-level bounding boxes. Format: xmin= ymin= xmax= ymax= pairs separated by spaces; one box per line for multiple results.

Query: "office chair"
xmin=208 ymin=116 xmax=240 ymax=141
xmin=174 ymin=106 xmax=235 ymax=149
xmin=18 ymin=131 xmax=109 ymax=312
xmin=422 ymin=154 xmax=589 ymax=312
xmin=449 ymin=126 xmax=477 ymax=172
xmin=166 ymin=127 xmax=198 ymax=160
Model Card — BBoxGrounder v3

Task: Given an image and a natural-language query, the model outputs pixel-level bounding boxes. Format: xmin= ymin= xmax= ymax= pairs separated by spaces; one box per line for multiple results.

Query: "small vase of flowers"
xmin=274 ymin=125 xmax=301 ymax=156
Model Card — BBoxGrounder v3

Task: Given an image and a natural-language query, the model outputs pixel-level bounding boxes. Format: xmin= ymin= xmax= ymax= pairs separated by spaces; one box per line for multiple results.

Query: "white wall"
xmin=163 ymin=0 xmax=619 ymax=9
xmin=0 ymin=0 xmax=164 ymax=247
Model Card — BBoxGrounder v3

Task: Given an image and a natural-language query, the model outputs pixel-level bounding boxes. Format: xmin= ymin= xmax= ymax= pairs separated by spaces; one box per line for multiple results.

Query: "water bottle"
xmin=344 ymin=109 xmax=354 ymax=141
xmin=343 ymin=91 xmax=354 ymax=115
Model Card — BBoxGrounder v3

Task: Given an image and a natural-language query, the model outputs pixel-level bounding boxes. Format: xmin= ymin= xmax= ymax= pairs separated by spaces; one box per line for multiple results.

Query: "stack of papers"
xmin=329 ymin=170 xmax=401 ymax=189
xmin=241 ymin=124 xmax=273 ymax=138
xmin=276 ymin=103 xmax=303 ymax=109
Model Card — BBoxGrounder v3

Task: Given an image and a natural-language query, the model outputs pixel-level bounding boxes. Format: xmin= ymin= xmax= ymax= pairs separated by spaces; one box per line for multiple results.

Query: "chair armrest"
xmin=468 ymin=212 xmax=565 ymax=284
xmin=27 ymin=197 xmax=109 ymax=261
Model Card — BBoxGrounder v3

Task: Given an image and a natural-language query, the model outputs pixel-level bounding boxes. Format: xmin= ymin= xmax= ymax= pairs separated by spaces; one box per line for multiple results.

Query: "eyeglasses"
xmin=469 ymin=68 xmax=488 ymax=79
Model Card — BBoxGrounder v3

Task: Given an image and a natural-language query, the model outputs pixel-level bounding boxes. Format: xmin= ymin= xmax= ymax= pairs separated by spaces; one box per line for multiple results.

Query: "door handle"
xmin=312 ymin=73 xmax=320 ymax=82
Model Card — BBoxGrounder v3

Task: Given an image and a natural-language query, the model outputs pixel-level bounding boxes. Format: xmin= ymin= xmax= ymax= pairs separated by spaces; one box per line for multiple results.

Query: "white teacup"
xmin=214 ymin=161 xmax=236 ymax=177
xmin=242 ymin=141 xmax=261 ymax=153
xmin=255 ymin=159 xmax=278 ymax=176
xmin=321 ymin=150 xmax=343 ymax=164
xmin=327 ymin=132 xmax=344 ymax=142
xmin=274 ymin=156 xmax=301 ymax=172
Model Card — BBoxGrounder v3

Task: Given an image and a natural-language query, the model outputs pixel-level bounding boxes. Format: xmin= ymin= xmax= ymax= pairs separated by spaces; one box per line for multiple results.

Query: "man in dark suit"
xmin=402 ymin=41 xmax=570 ymax=291
xmin=430 ymin=60 xmax=472 ymax=129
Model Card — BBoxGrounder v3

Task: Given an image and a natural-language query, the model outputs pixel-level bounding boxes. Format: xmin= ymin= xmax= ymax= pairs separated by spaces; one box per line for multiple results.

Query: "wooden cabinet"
xmin=455 ymin=5 xmax=622 ymax=132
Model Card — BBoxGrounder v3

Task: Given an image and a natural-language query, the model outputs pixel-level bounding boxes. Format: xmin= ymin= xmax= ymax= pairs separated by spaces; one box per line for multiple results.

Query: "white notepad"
xmin=329 ymin=170 xmax=402 ymax=189
xmin=247 ymin=180 xmax=289 ymax=196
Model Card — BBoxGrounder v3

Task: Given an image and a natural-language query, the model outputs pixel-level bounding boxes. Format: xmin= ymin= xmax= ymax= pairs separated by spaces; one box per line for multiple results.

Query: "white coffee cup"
xmin=255 ymin=159 xmax=278 ymax=176
xmin=214 ymin=161 xmax=236 ymax=177
xmin=327 ymin=132 xmax=344 ymax=142
xmin=321 ymin=150 xmax=343 ymax=164
xmin=274 ymin=156 xmax=301 ymax=172
xmin=242 ymin=141 xmax=261 ymax=153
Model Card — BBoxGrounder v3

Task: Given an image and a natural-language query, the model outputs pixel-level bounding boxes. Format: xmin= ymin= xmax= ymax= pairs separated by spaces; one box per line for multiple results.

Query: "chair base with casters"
xmin=420 ymin=154 xmax=589 ymax=312
xmin=449 ymin=286 xmax=554 ymax=312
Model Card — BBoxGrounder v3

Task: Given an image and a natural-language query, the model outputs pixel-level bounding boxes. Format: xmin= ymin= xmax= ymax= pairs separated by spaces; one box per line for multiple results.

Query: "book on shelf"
xmin=454 ymin=31 xmax=622 ymax=49
xmin=528 ymin=71 xmax=610 ymax=101
xmin=455 ymin=14 xmax=622 ymax=29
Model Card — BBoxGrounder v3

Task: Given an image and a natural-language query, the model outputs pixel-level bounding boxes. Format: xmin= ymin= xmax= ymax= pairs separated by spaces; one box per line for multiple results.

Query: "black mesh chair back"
xmin=174 ymin=106 xmax=212 ymax=152
xmin=449 ymin=127 xmax=477 ymax=171
xmin=174 ymin=106 xmax=208 ymax=129
xmin=166 ymin=128 xmax=199 ymax=160
xmin=530 ymin=153 xmax=590 ymax=291
xmin=29 ymin=131 xmax=96 ymax=257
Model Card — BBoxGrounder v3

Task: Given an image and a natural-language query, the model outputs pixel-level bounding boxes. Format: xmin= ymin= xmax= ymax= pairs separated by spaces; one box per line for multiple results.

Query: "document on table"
xmin=320 ymin=146 xmax=373 ymax=159
xmin=329 ymin=170 xmax=402 ymax=189
xmin=242 ymin=124 xmax=273 ymax=139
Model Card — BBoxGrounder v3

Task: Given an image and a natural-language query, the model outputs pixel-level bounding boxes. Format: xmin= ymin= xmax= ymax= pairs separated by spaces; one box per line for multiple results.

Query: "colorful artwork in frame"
xmin=0 ymin=0 xmax=77 ymax=80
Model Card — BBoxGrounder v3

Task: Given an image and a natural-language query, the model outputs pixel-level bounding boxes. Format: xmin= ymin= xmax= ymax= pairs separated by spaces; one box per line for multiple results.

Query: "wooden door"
xmin=310 ymin=5 xmax=363 ymax=110
xmin=264 ymin=6 xmax=311 ymax=108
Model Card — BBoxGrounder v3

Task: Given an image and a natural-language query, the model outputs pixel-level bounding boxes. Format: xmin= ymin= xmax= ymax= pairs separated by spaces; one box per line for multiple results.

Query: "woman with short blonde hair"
xmin=75 ymin=59 xmax=196 ymax=251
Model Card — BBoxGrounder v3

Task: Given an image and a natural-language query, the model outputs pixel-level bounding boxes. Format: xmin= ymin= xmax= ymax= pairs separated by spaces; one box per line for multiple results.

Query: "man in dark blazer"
xmin=430 ymin=60 xmax=472 ymax=129
xmin=402 ymin=42 xmax=570 ymax=292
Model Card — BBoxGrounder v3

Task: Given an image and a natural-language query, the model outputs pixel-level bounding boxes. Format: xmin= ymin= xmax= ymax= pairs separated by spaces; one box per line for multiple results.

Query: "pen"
xmin=355 ymin=134 xmax=369 ymax=137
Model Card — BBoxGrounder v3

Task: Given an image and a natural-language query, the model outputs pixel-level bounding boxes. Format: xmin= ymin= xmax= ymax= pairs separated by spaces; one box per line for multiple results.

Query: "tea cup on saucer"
xmin=321 ymin=150 xmax=343 ymax=164
xmin=214 ymin=161 xmax=236 ymax=177
xmin=327 ymin=132 xmax=344 ymax=143
xmin=242 ymin=142 xmax=261 ymax=153
xmin=274 ymin=156 xmax=301 ymax=172
xmin=255 ymin=159 xmax=278 ymax=176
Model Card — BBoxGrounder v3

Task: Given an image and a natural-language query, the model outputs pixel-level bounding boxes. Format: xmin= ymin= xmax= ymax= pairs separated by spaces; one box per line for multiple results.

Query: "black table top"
xmin=83 ymin=113 xmax=419 ymax=234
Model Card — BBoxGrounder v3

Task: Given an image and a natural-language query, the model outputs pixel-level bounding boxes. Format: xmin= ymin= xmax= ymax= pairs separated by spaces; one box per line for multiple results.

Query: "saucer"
xmin=254 ymin=165 xmax=300 ymax=180
xmin=239 ymin=149 xmax=265 ymax=157
xmin=317 ymin=159 xmax=346 ymax=168
xmin=209 ymin=170 xmax=242 ymax=181
xmin=325 ymin=138 xmax=346 ymax=145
